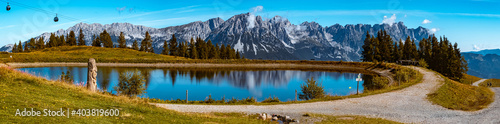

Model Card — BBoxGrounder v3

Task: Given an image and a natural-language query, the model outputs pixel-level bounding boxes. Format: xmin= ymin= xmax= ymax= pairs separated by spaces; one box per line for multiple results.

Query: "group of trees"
xmin=361 ymin=30 xmax=468 ymax=80
xmin=161 ymin=34 xmax=242 ymax=59
xmin=12 ymin=29 xmax=243 ymax=60
xmin=12 ymin=29 xmax=86 ymax=53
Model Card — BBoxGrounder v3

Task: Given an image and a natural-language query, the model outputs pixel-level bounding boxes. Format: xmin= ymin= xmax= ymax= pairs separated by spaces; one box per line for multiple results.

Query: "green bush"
xmin=60 ymin=71 xmax=73 ymax=83
xmin=114 ymin=70 xmax=146 ymax=97
xmin=394 ymin=67 xmax=417 ymax=83
xmin=418 ymin=59 xmax=428 ymax=68
xmin=371 ymin=76 xmax=388 ymax=89
xmin=299 ymin=77 xmax=325 ymax=100
xmin=261 ymin=96 xmax=280 ymax=103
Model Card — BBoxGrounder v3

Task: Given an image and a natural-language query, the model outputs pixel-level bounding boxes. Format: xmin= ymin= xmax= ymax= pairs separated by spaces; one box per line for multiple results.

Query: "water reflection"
xmin=17 ymin=67 xmax=375 ymax=101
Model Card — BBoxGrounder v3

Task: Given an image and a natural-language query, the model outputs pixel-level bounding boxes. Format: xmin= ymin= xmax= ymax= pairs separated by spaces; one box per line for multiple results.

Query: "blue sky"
xmin=0 ymin=0 xmax=499 ymax=52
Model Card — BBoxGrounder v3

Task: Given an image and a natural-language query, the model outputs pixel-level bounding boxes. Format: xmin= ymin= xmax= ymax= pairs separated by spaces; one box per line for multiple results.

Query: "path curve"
xmin=154 ymin=67 xmax=500 ymax=123
xmin=473 ymin=79 xmax=487 ymax=86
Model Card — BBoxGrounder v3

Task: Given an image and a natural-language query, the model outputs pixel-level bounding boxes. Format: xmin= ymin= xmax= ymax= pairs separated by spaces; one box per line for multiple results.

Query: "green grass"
xmin=0 ymin=46 xmax=188 ymax=63
xmin=308 ymin=114 xmax=402 ymax=124
xmin=479 ymin=79 xmax=500 ymax=87
xmin=460 ymin=74 xmax=482 ymax=85
xmin=428 ymin=74 xmax=494 ymax=111
xmin=0 ymin=66 xmax=269 ymax=123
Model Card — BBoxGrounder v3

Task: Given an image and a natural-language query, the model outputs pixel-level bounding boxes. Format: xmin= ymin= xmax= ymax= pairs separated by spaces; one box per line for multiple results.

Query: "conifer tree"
xmin=12 ymin=43 xmax=17 ymax=53
xmin=48 ymin=33 xmax=56 ymax=48
xmin=37 ymin=37 xmax=45 ymax=50
xmin=91 ymin=35 xmax=101 ymax=47
xmin=132 ymin=40 xmax=139 ymax=50
xmin=78 ymin=29 xmax=85 ymax=46
xmin=17 ymin=41 xmax=23 ymax=52
xmin=372 ymin=37 xmax=381 ymax=62
xmin=361 ymin=32 xmax=373 ymax=62
xmin=207 ymin=40 xmax=215 ymax=59
xmin=189 ymin=38 xmax=198 ymax=59
xmin=68 ymin=31 xmax=77 ymax=46
xmin=236 ymin=51 xmax=241 ymax=59
xmin=60 ymin=35 xmax=66 ymax=46
xmin=162 ymin=40 xmax=169 ymax=55
xmin=168 ymin=34 xmax=178 ymax=56
xmin=118 ymin=32 xmax=126 ymax=48
xmin=214 ymin=43 xmax=220 ymax=59
xmin=220 ymin=44 xmax=226 ymax=59
xmin=180 ymin=41 xmax=188 ymax=57
xmin=100 ymin=30 xmax=113 ymax=48
xmin=140 ymin=31 xmax=152 ymax=52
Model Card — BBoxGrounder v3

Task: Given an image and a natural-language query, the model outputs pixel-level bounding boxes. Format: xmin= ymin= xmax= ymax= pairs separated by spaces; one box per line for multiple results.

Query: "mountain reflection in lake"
xmin=17 ymin=67 xmax=376 ymax=101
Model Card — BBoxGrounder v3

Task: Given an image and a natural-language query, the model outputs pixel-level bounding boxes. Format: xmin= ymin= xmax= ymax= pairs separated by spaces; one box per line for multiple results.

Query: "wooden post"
xmin=295 ymin=90 xmax=297 ymax=101
xmin=357 ymin=80 xmax=359 ymax=95
xmin=186 ymin=90 xmax=188 ymax=103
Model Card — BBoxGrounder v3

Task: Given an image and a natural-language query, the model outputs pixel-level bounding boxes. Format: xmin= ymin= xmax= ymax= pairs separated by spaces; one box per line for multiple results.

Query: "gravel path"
xmin=473 ymin=79 xmax=487 ymax=86
xmin=154 ymin=67 xmax=500 ymax=123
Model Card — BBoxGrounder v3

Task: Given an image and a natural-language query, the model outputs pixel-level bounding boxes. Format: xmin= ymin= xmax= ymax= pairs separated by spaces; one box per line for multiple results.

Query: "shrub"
xmin=418 ymin=59 xmax=428 ymax=68
xmin=204 ymin=95 xmax=215 ymax=103
xmin=371 ymin=76 xmax=388 ymax=89
xmin=299 ymin=77 xmax=325 ymax=100
xmin=114 ymin=70 xmax=146 ymax=97
xmin=394 ymin=67 xmax=417 ymax=83
xmin=261 ymin=96 xmax=280 ymax=103
xmin=60 ymin=71 xmax=73 ymax=83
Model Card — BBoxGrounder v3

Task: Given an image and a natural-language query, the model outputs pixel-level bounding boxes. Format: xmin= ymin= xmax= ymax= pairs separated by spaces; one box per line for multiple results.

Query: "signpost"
xmin=355 ymin=73 xmax=362 ymax=95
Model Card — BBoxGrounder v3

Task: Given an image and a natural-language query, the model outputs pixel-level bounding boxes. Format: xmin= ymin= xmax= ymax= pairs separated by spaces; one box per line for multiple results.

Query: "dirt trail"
xmin=154 ymin=67 xmax=500 ymax=123
xmin=473 ymin=79 xmax=487 ymax=86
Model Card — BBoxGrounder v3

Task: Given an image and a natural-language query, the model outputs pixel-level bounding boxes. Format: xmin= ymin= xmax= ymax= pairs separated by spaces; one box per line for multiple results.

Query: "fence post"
xmin=186 ymin=90 xmax=188 ymax=103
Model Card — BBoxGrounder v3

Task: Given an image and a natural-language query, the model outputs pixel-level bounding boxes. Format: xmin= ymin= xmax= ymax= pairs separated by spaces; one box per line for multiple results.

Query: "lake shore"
xmin=6 ymin=62 xmax=379 ymax=73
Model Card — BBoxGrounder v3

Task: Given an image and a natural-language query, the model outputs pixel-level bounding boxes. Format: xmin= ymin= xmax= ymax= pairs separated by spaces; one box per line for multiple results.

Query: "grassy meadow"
xmin=428 ymin=73 xmax=494 ymax=111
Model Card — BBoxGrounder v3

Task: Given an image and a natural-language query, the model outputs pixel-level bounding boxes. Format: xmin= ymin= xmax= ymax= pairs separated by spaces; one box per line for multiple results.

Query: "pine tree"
xmin=410 ymin=39 xmax=418 ymax=60
xmin=91 ymin=35 xmax=101 ymax=47
xmin=60 ymin=35 xmax=66 ymax=46
xmin=207 ymin=40 xmax=215 ymax=59
xmin=361 ymin=31 xmax=373 ymax=62
xmin=168 ymin=34 xmax=178 ymax=56
xmin=392 ymin=40 xmax=401 ymax=62
xmin=140 ymin=31 xmax=152 ymax=52
xmin=118 ymin=32 xmax=126 ymax=48
xmin=214 ymin=43 xmax=220 ymax=59
xmin=17 ymin=41 xmax=23 ymax=52
xmin=100 ymin=30 xmax=113 ymax=48
xmin=226 ymin=45 xmax=233 ymax=59
xmin=236 ymin=51 xmax=241 ymax=59
xmin=68 ymin=31 xmax=77 ymax=46
xmin=189 ymin=38 xmax=198 ymax=59
xmin=48 ymin=33 xmax=56 ymax=48
xmin=219 ymin=44 xmax=226 ymax=59
xmin=24 ymin=40 xmax=30 ymax=52
xmin=179 ymin=41 xmax=188 ymax=57
xmin=28 ymin=38 xmax=36 ymax=50
xmin=132 ymin=40 xmax=139 ymax=50
xmin=372 ymin=37 xmax=381 ymax=62
xmin=162 ymin=40 xmax=169 ymax=55
xmin=78 ymin=29 xmax=85 ymax=46
xmin=37 ymin=37 xmax=45 ymax=50
xmin=12 ymin=43 xmax=17 ymax=53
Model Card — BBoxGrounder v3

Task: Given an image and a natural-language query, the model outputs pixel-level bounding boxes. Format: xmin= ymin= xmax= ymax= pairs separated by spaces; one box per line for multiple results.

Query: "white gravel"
xmin=154 ymin=67 xmax=500 ymax=124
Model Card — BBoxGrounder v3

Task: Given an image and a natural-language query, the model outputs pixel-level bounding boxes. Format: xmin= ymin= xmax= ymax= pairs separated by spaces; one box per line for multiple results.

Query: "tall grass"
xmin=428 ymin=76 xmax=494 ymax=111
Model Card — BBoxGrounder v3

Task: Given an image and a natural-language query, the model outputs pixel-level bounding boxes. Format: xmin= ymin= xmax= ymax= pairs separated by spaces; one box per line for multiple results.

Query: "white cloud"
xmin=250 ymin=6 xmax=263 ymax=13
xmin=428 ymin=28 xmax=440 ymax=33
xmin=381 ymin=14 xmax=397 ymax=26
xmin=473 ymin=44 xmax=481 ymax=51
xmin=422 ymin=19 xmax=432 ymax=24
xmin=247 ymin=6 xmax=263 ymax=29
xmin=0 ymin=25 xmax=16 ymax=30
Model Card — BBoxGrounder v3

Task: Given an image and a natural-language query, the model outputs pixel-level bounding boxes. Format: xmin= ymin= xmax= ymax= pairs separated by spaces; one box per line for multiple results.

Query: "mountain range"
xmin=462 ymin=49 xmax=500 ymax=79
xmin=1 ymin=13 xmax=432 ymax=61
